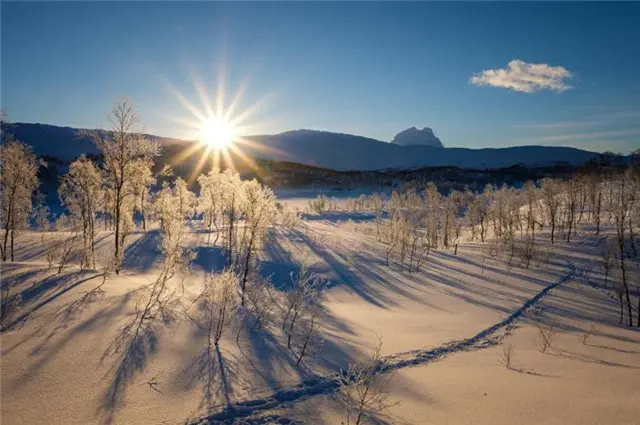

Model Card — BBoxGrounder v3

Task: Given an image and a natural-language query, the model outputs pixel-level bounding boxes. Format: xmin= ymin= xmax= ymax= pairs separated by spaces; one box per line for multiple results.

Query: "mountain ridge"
xmin=4 ymin=122 xmax=601 ymax=171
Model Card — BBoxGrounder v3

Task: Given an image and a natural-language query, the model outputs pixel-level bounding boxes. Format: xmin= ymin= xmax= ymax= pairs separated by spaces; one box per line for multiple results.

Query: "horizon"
xmin=2 ymin=2 xmax=640 ymax=154
xmin=6 ymin=120 xmax=624 ymax=156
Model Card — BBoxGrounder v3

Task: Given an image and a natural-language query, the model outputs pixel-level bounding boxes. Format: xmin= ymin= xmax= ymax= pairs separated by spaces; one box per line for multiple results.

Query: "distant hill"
xmin=239 ymin=129 xmax=598 ymax=170
xmin=4 ymin=122 xmax=600 ymax=171
xmin=3 ymin=122 xmax=184 ymax=161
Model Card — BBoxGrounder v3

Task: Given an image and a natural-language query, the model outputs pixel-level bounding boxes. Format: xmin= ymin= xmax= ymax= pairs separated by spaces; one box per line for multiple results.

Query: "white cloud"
xmin=470 ymin=59 xmax=573 ymax=93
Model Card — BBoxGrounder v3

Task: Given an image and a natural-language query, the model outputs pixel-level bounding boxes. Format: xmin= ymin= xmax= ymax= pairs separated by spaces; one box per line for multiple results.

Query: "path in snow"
xmin=189 ymin=262 xmax=578 ymax=424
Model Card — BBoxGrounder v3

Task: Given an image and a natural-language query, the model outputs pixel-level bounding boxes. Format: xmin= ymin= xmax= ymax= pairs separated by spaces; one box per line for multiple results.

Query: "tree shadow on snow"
xmin=3 ymin=270 xmax=102 ymax=332
xmin=121 ymin=229 xmax=163 ymax=272
xmin=98 ymin=290 xmax=181 ymax=424
xmin=179 ymin=343 xmax=245 ymax=416
xmin=191 ymin=245 xmax=227 ymax=274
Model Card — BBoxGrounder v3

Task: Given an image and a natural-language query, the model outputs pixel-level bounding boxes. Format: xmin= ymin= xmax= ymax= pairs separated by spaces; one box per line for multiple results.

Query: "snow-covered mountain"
xmin=391 ymin=127 xmax=444 ymax=148
xmin=5 ymin=123 xmax=600 ymax=171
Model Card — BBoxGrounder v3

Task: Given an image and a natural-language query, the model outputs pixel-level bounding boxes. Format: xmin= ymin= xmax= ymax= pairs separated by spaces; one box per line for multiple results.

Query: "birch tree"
xmin=336 ymin=338 xmax=398 ymax=425
xmin=611 ymin=170 xmax=634 ymax=326
xmin=540 ymin=178 xmax=561 ymax=244
xmin=84 ymin=100 xmax=158 ymax=273
xmin=220 ymin=169 xmax=244 ymax=264
xmin=131 ymin=162 xmax=155 ymax=231
xmin=197 ymin=167 xmax=224 ymax=245
xmin=282 ymin=259 xmax=320 ymax=349
xmin=236 ymin=179 xmax=277 ymax=306
xmin=203 ymin=269 xmax=239 ymax=346
xmin=0 ymin=138 xmax=39 ymax=261
xmin=58 ymin=155 xmax=102 ymax=269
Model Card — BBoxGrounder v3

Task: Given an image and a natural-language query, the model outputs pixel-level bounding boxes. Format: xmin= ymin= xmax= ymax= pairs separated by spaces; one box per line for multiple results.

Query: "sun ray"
xmin=229 ymin=91 xmax=276 ymax=130
xmin=170 ymin=140 xmax=204 ymax=167
xmin=224 ymin=76 xmax=250 ymax=122
xmin=189 ymin=67 xmax=215 ymax=119
xmin=215 ymin=61 xmax=227 ymax=119
xmin=188 ymin=143 xmax=212 ymax=184
xmin=234 ymin=136 xmax=295 ymax=161
xmin=162 ymin=78 xmax=209 ymax=123
xmin=162 ymin=58 xmax=278 ymax=180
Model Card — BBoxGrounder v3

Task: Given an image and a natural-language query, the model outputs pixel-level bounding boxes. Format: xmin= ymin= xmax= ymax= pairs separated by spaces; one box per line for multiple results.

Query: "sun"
xmin=199 ymin=116 xmax=237 ymax=149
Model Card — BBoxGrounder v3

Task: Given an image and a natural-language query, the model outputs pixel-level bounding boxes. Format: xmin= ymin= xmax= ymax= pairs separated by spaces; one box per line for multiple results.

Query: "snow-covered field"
xmin=1 ymin=199 xmax=639 ymax=425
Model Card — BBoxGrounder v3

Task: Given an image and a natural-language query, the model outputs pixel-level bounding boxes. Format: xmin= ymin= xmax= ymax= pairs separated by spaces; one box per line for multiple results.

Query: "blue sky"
xmin=2 ymin=2 xmax=639 ymax=153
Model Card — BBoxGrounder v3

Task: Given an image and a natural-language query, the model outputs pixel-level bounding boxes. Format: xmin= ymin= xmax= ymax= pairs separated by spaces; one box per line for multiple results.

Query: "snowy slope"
xmin=1 ymin=208 xmax=638 ymax=425
xmin=6 ymin=123 xmax=600 ymax=170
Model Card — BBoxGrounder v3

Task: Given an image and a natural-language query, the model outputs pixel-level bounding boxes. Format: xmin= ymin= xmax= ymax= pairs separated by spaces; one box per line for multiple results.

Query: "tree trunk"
xmin=240 ymin=235 xmax=254 ymax=307
xmin=287 ymin=310 xmax=300 ymax=349
xmin=114 ymin=190 xmax=121 ymax=274
xmin=620 ymin=256 xmax=633 ymax=326
xmin=10 ymin=210 xmax=16 ymax=262
xmin=2 ymin=196 xmax=14 ymax=262
xmin=141 ymin=191 xmax=146 ymax=231
xmin=619 ymin=293 xmax=624 ymax=324
xmin=595 ymin=193 xmax=602 ymax=235
xmin=90 ymin=212 xmax=96 ymax=269
xmin=10 ymin=228 xmax=15 ymax=262
xmin=629 ymin=219 xmax=637 ymax=257
xmin=637 ymin=286 xmax=640 ymax=327
xmin=296 ymin=315 xmax=315 ymax=367
xmin=2 ymin=228 xmax=9 ymax=262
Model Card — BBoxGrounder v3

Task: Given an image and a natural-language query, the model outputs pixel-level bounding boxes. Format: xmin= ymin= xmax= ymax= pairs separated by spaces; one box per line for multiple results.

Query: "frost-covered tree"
xmin=601 ymin=238 xmax=616 ymax=288
xmin=83 ymin=100 xmax=158 ymax=273
xmin=563 ymin=177 xmax=580 ymax=243
xmin=0 ymin=137 xmax=39 ymax=261
xmin=130 ymin=161 xmax=156 ymax=231
xmin=203 ymin=269 xmax=239 ymax=346
xmin=236 ymin=272 xmax=275 ymax=342
xmin=309 ymin=194 xmax=329 ymax=214
xmin=295 ymin=301 xmax=323 ymax=366
xmin=522 ymin=181 xmax=539 ymax=241
xmin=173 ymin=177 xmax=196 ymax=221
xmin=424 ymin=183 xmax=441 ymax=248
xmin=611 ymin=170 xmax=634 ymax=326
xmin=127 ymin=185 xmax=194 ymax=334
xmin=152 ymin=182 xmax=174 ymax=231
xmin=34 ymin=203 xmax=58 ymax=269
xmin=197 ymin=167 xmax=224 ymax=245
xmin=282 ymin=259 xmax=321 ymax=349
xmin=585 ymin=170 xmax=603 ymax=235
xmin=54 ymin=214 xmax=80 ymax=274
xmin=236 ymin=179 xmax=277 ymax=306
xmin=220 ymin=169 xmax=244 ymax=263
xmin=370 ymin=193 xmax=384 ymax=240
xmin=465 ymin=188 xmax=490 ymax=242
xmin=59 ymin=155 xmax=102 ymax=269
xmin=540 ymin=178 xmax=561 ymax=244
xmin=336 ymin=337 xmax=398 ymax=425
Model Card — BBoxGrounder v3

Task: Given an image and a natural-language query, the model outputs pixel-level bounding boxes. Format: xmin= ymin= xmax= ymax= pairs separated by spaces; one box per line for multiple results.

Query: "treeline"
xmin=309 ymin=157 xmax=639 ymax=326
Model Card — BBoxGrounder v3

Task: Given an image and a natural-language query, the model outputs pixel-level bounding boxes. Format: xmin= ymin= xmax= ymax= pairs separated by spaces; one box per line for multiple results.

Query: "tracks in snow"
xmin=189 ymin=263 xmax=577 ymax=425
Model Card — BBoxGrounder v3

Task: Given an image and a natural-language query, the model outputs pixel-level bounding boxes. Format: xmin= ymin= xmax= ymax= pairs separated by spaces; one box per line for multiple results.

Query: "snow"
xmin=1 ymin=199 xmax=638 ymax=425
